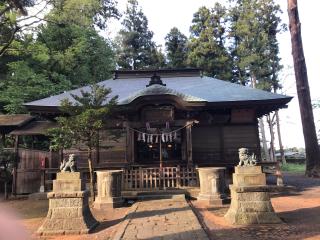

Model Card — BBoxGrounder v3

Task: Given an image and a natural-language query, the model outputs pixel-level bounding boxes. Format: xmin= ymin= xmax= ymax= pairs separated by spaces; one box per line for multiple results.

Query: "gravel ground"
xmin=0 ymin=197 xmax=131 ymax=240
xmin=1 ymin=173 xmax=319 ymax=240
xmin=193 ymin=173 xmax=320 ymax=240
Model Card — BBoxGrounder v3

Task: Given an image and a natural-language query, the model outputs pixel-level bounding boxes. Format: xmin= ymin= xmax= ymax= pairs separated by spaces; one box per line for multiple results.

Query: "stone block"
xmin=235 ymin=212 xmax=258 ymax=225
xmin=238 ymin=201 xmax=273 ymax=212
xmin=225 ymin=165 xmax=281 ymax=225
xmin=231 ymin=185 xmax=270 ymax=193
xmin=256 ymin=212 xmax=282 ymax=224
xmin=233 ymin=173 xmax=266 ymax=186
xmin=51 ymin=207 xmax=79 ymax=219
xmin=49 ymin=198 xmax=82 ymax=208
xmin=53 ymin=179 xmax=83 ymax=192
xmin=236 ymin=192 xmax=270 ymax=202
xmin=94 ymin=170 xmax=123 ymax=209
xmin=37 ymin=173 xmax=98 ymax=235
xmin=197 ymin=167 xmax=228 ymax=206
xmin=235 ymin=166 xmax=262 ymax=174
xmin=94 ymin=197 xmax=124 ymax=209
xmin=56 ymin=172 xmax=81 ymax=180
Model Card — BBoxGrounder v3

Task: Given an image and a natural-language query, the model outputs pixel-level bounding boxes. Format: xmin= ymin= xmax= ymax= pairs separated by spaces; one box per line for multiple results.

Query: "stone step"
xmin=136 ymin=194 xmax=186 ymax=201
xmin=122 ymin=188 xmax=200 ymax=200
xmin=136 ymin=189 xmax=186 ymax=196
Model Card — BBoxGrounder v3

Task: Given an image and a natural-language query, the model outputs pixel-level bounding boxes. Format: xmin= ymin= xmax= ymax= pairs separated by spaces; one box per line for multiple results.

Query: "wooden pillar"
xmin=255 ymin=120 xmax=262 ymax=162
xmin=125 ymin=122 xmax=135 ymax=164
xmin=218 ymin=125 xmax=225 ymax=163
xmin=1 ymin=132 xmax=5 ymax=147
xmin=131 ymin=128 xmax=135 ymax=164
xmin=186 ymin=124 xmax=193 ymax=166
xmin=12 ymin=135 xmax=19 ymax=195
xmin=49 ymin=148 xmax=53 ymax=169
xmin=96 ymin=130 xmax=100 ymax=164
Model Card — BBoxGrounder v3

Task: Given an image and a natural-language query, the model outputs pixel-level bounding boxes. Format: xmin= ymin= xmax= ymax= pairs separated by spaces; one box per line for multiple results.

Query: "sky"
xmin=106 ymin=0 xmax=320 ymax=149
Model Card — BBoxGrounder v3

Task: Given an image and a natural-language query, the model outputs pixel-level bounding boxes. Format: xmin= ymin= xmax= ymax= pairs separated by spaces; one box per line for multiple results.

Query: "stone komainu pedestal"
xmin=224 ymin=166 xmax=281 ymax=224
xmin=197 ymin=167 xmax=228 ymax=206
xmin=37 ymin=172 xmax=98 ymax=235
xmin=94 ymin=170 xmax=124 ymax=209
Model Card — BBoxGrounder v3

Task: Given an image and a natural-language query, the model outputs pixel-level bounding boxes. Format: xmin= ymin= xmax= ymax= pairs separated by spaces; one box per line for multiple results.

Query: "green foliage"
xmin=229 ymin=0 xmax=284 ymax=88
xmin=0 ymin=144 xmax=15 ymax=183
xmin=0 ymin=0 xmax=117 ymax=113
xmin=49 ymin=84 xmax=118 ymax=152
xmin=47 ymin=118 xmax=74 ymax=152
xmin=36 ymin=24 xmax=115 ymax=87
xmin=281 ymin=163 xmax=305 ymax=173
xmin=48 ymin=84 xmax=117 ymax=199
xmin=0 ymin=0 xmax=35 ymax=56
xmin=116 ymin=0 xmax=164 ymax=70
xmin=188 ymin=4 xmax=232 ymax=80
xmin=0 ymin=60 xmax=68 ymax=113
xmin=45 ymin=0 xmax=119 ymax=30
xmin=165 ymin=27 xmax=188 ymax=68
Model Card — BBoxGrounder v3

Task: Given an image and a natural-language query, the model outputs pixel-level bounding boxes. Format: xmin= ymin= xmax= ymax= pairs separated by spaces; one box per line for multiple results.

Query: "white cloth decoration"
xmin=161 ymin=133 xmax=165 ymax=142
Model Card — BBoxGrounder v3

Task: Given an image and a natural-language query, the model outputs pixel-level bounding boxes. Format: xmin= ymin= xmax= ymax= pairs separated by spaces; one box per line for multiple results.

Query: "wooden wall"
xmin=192 ymin=124 xmax=259 ymax=166
xmin=64 ymin=128 xmax=127 ymax=168
xmin=192 ymin=126 xmax=222 ymax=164
xmin=16 ymin=149 xmax=58 ymax=194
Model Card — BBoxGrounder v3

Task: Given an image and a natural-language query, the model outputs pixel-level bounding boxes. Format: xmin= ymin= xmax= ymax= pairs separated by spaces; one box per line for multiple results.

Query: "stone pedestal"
xmin=197 ymin=167 xmax=228 ymax=206
xmin=37 ymin=172 xmax=98 ymax=235
xmin=225 ymin=166 xmax=281 ymax=224
xmin=94 ymin=170 xmax=124 ymax=209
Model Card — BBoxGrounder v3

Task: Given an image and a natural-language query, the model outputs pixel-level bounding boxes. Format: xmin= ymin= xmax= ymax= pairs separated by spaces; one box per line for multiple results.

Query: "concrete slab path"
xmin=114 ymin=196 xmax=209 ymax=240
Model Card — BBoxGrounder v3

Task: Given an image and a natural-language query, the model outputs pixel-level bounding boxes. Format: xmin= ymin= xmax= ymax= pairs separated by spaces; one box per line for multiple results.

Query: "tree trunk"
xmin=251 ymin=73 xmax=270 ymax=162
xmin=259 ymin=118 xmax=271 ymax=161
xmin=267 ymin=114 xmax=276 ymax=162
xmin=275 ymin=111 xmax=286 ymax=164
xmin=267 ymin=113 xmax=284 ymax=186
xmin=288 ymin=0 xmax=320 ymax=177
xmin=87 ymin=148 xmax=95 ymax=201
xmin=4 ymin=181 xmax=8 ymax=200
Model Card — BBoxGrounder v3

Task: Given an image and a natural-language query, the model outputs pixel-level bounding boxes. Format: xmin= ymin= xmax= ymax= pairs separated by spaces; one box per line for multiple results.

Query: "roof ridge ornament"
xmin=146 ymin=73 xmax=166 ymax=87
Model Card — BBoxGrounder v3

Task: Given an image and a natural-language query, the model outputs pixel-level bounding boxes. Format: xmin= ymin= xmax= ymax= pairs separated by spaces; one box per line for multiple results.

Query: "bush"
xmin=281 ymin=163 xmax=305 ymax=173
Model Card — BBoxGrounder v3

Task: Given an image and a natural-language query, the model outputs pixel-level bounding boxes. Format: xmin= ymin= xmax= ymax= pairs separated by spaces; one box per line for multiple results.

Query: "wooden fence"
xmin=122 ymin=166 xmax=199 ymax=191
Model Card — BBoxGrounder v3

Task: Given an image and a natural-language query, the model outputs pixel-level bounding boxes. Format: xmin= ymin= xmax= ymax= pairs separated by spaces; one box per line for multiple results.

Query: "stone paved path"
xmin=116 ymin=196 xmax=209 ymax=240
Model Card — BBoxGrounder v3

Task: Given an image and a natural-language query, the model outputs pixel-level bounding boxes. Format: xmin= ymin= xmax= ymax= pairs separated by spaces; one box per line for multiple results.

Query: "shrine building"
xmin=7 ymin=68 xmax=292 ymax=193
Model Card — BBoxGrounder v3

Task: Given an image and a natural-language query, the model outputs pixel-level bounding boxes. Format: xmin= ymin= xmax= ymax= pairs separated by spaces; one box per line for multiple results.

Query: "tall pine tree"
xmin=165 ymin=27 xmax=188 ymax=68
xmin=188 ymin=4 xmax=232 ymax=80
xmin=116 ymin=0 xmax=164 ymax=70
xmin=0 ymin=0 xmax=118 ymax=113
xmin=229 ymin=0 xmax=284 ymax=87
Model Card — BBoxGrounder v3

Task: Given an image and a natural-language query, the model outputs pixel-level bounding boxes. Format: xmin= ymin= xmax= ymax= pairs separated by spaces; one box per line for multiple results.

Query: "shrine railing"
xmin=122 ymin=166 xmax=199 ymax=191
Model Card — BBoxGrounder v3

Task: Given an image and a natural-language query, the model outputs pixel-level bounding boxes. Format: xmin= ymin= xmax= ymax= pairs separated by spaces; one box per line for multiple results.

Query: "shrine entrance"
xmin=123 ymin=120 xmax=198 ymax=191
xmin=136 ymin=129 xmax=182 ymax=166
xmin=122 ymin=166 xmax=199 ymax=191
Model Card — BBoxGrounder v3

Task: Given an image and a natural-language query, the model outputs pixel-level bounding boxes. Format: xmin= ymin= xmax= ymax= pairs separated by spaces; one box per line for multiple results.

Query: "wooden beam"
xmin=1 ymin=132 xmax=5 ymax=147
xmin=12 ymin=135 xmax=19 ymax=195
xmin=219 ymin=125 xmax=225 ymax=162
xmin=186 ymin=124 xmax=193 ymax=166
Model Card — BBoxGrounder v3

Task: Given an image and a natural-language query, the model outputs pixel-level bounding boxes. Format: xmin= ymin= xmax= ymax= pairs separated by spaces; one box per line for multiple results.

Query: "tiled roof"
xmin=0 ymin=114 xmax=34 ymax=127
xmin=24 ymin=76 xmax=292 ymax=108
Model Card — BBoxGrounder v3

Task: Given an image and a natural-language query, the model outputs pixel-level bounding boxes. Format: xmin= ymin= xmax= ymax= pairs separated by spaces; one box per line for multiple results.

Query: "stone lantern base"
xmin=197 ymin=167 xmax=228 ymax=206
xmin=224 ymin=166 xmax=281 ymax=225
xmin=37 ymin=172 xmax=98 ymax=235
xmin=94 ymin=170 xmax=124 ymax=209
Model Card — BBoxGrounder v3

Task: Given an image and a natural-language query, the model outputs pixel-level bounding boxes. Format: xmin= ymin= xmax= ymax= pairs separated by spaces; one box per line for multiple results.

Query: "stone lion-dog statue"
xmin=59 ymin=154 xmax=77 ymax=172
xmin=238 ymin=148 xmax=257 ymax=166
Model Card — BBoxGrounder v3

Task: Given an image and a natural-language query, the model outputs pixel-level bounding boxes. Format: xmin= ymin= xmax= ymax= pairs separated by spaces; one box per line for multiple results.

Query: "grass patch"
xmin=281 ymin=163 xmax=305 ymax=173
